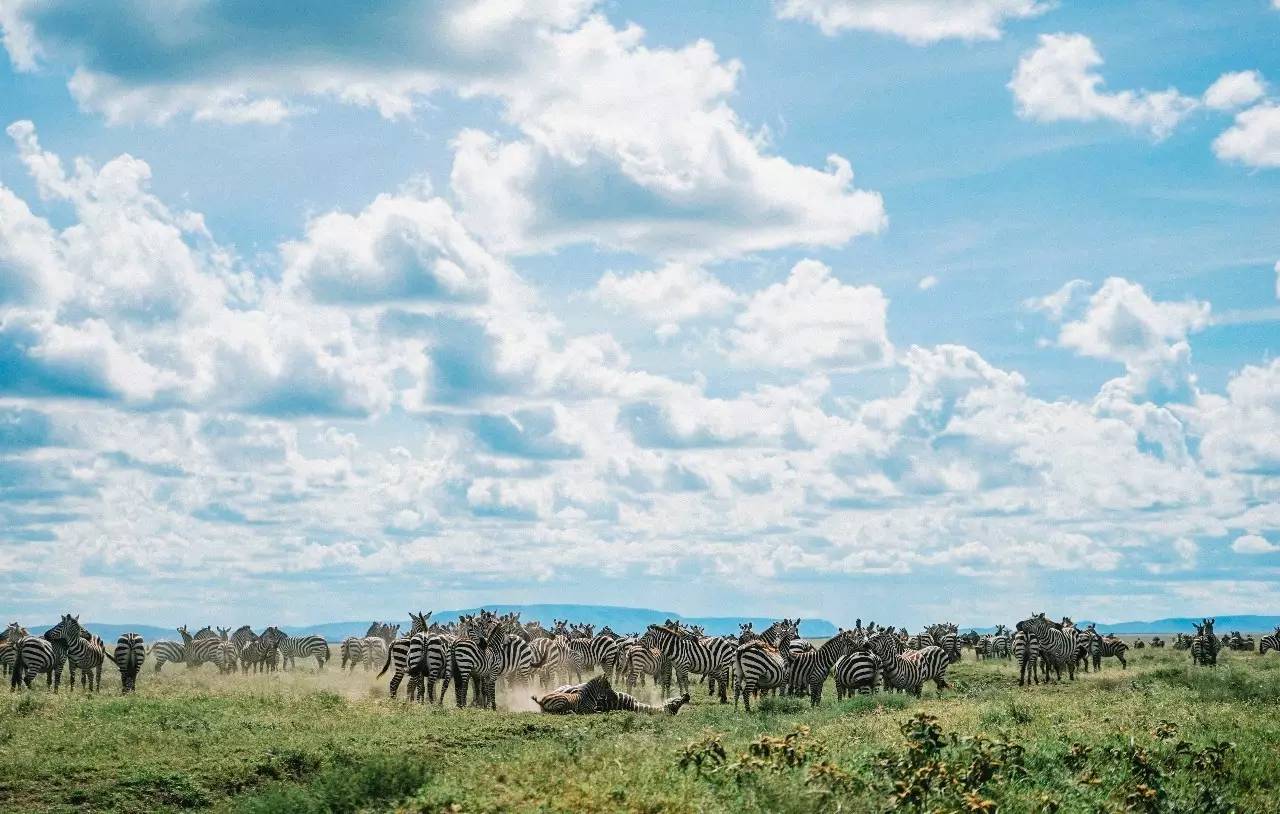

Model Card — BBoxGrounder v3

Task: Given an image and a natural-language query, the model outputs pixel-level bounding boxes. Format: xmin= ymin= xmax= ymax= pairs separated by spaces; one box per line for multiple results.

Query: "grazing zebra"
xmin=833 ymin=648 xmax=880 ymax=698
xmin=8 ymin=623 xmax=56 ymax=690
xmin=645 ymin=623 xmax=721 ymax=699
xmin=1192 ymin=618 xmax=1220 ymax=667
xmin=1012 ymin=629 xmax=1039 ymax=686
xmin=279 ymin=635 xmax=330 ymax=670
xmin=376 ymin=611 xmax=432 ymax=697
xmin=1016 ymin=613 xmax=1076 ymax=682
xmin=1085 ymin=625 xmax=1128 ymax=670
xmin=113 ymin=633 xmax=146 ymax=693
xmin=58 ymin=615 xmax=107 ymax=692
xmin=865 ymin=631 xmax=952 ymax=697
xmin=733 ymin=626 xmax=798 ymax=712
xmin=150 ymin=641 xmax=186 ymax=671
xmin=790 ymin=630 xmax=855 ymax=706
xmin=1260 ymin=626 xmax=1280 ymax=656
xmin=1133 ymin=639 xmax=1145 ymax=650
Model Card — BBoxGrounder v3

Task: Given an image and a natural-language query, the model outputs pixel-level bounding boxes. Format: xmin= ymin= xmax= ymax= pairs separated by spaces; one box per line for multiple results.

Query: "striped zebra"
xmin=733 ymin=626 xmax=798 ymax=712
xmin=532 ymin=674 xmax=614 ymax=714
xmin=58 ymin=615 xmax=107 ymax=692
xmin=567 ymin=635 xmax=623 ymax=683
xmin=790 ymin=630 xmax=855 ymax=706
xmin=620 ymin=638 xmax=664 ymax=691
xmin=1192 ymin=618 xmax=1220 ymax=667
xmin=361 ymin=637 xmax=388 ymax=670
xmin=405 ymin=632 xmax=453 ymax=704
xmin=8 ymin=623 xmax=56 ymax=691
xmin=150 ymin=641 xmax=186 ymax=671
xmin=376 ymin=611 xmax=432 ymax=697
xmin=40 ymin=616 xmax=81 ymax=691
xmin=600 ymin=687 xmax=690 ymax=715
xmin=645 ymin=623 xmax=721 ymax=698
xmin=1084 ymin=625 xmax=1128 ymax=670
xmin=113 ymin=633 xmax=146 ymax=693
xmin=833 ymin=648 xmax=880 ymax=698
xmin=239 ymin=626 xmax=285 ymax=673
xmin=1016 ymin=613 xmax=1076 ymax=682
xmin=446 ymin=615 xmax=497 ymax=709
xmin=178 ymin=625 xmax=229 ymax=669
xmin=991 ymin=625 xmax=1012 ymax=659
xmin=279 ymin=635 xmax=330 ymax=670
xmin=1062 ymin=618 xmax=1089 ymax=673
xmin=1012 ymin=628 xmax=1039 ymax=686
xmin=530 ymin=635 xmax=575 ymax=688
xmin=1260 ymin=626 xmax=1280 ymax=656
xmin=865 ymin=631 xmax=952 ymax=697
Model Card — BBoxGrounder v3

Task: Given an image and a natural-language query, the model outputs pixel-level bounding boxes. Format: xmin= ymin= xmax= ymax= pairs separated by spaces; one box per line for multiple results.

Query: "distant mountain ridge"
xmin=26 ymin=610 xmax=1280 ymax=643
xmin=25 ymin=604 xmax=840 ymax=642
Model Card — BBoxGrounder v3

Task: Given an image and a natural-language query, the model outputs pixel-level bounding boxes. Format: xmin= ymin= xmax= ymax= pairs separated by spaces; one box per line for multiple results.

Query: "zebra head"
xmin=1202 ymin=618 xmax=1215 ymax=636
xmin=408 ymin=611 xmax=432 ymax=634
xmin=4 ymin=621 xmax=24 ymax=642
xmin=177 ymin=624 xmax=193 ymax=644
xmin=216 ymin=626 xmax=231 ymax=641
xmin=737 ymin=622 xmax=754 ymax=643
xmin=58 ymin=613 xmax=84 ymax=644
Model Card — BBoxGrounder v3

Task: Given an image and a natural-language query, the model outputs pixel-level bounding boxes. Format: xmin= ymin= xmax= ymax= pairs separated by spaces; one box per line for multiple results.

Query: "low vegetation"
xmin=2 ymin=647 xmax=1279 ymax=812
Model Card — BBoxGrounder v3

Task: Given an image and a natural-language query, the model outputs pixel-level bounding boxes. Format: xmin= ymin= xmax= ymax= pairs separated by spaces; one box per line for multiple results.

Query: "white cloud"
xmin=449 ymin=18 xmax=886 ymax=259
xmin=591 ymin=263 xmax=738 ymax=323
xmin=1010 ymin=33 xmax=1198 ymax=140
xmin=918 ymin=275 xmax=938 ymax=291
xmin=774 ymin=0 xmax=1050 ymax=44
xmin=1026 ymin=278 xmax=1090 ymax=319
xmin=1232 ymin=534 xmax=1278 ymax=554
xmin=726 ymin=260 xmax=892 ymax=370
xmin=1213 ymin=103 xmax=1280 ymax=168
xmin=1203 ymin=70 xmax=1267 ymax=111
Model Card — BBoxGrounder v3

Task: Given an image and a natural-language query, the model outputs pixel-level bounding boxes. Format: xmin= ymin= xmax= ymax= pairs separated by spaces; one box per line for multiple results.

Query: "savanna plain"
xmin=3 ymin=645 xmax=1279 ymax=813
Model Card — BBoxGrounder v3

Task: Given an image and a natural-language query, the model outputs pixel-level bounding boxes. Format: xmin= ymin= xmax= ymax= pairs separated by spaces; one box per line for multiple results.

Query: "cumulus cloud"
xmin=1213 ymin=103 xmax=1280 ymax=168
xmin=726 ymin=260 xmax=892 ymax=370
xmin=451 ymin=18 xmax=885 ymax=259
xmin=591 ymin=263 xmax=738 ymax=324
xmin=774 ymin=0 xmax=1049 ymax=44
xmin=1203 ymin=70 xmax=1267 ymax=111
xmin=0 ymin=0 xmax=597 ymax=123
xmin=1010 ymin=33 xmax=1198 ymax=140
xmin=1231 ymin=534 xmax=1278 ymax=554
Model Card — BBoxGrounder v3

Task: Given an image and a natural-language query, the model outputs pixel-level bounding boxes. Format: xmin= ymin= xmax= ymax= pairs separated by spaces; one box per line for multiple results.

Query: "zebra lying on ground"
xmin=532 ymin=675 xmax=689 ymax=715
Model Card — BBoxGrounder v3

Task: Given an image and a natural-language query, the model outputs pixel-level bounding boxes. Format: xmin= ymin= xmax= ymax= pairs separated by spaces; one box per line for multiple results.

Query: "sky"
xmin=1 ymin=0 xmax=1279 ymax=628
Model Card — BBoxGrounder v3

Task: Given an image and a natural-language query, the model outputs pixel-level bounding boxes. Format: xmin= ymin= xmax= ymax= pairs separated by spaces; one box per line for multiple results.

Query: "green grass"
xmin=2 ymin=648 xmax=1279 ymax=812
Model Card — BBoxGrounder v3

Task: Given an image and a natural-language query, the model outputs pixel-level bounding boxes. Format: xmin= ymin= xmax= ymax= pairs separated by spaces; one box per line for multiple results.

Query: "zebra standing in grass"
xmin=790 ymin=630 xmax=855 ymax=706
xmin=0 ymin=624 xmax=14 ymax=677
xmin=991 ymin=625 xmax=1012 ymax=659
xmin=1260 ymin=626 xmax=1280 ymax=656
xmin=1016 ymin=613 xmax=1076 ymax=682
xmin=8 ymin=622 xmax=56 ymax=690
xmin=376 ymin=612 xmax=432 ymax=697
xmin=405 ymin=631 xmax=453 ymax=704
xmin=41 ymin=616 xmax=83 ymax=691
xmin=833 ymin=647 xmax=880 ymax=698
xmin=620 ymin=637 xmax=663 ymax=692
xmin=1192 ymin=618 xmax=1221 ymax=666
xmin=1085 ymin=625 xmax=1128 ymax=670
xmin=279 ymin=634 xmax=330 ymax=670
xmin=1012 ymin=628 xmax=1039 ymax=686
xmin=445 ymin=614 xmax=493 ymax=708
xmin=645 ymin=623 xmax=719 ymax=698
xmin=238 ymin=626 xmax=284 ymax=673
xmin=150 ymin=640 xmax=186 ymax=671
xmin=865 ymin=630 xmax=952 ymax=697
xmin=733 ymin=626 xmax=798 ymax=712
xmin=58 ymin=615 xmax=106 ymax=692
xmin=178 ymin=625 xmax=228 ymax=670
xmin=113 ymin=633 xmax=146 ymax=693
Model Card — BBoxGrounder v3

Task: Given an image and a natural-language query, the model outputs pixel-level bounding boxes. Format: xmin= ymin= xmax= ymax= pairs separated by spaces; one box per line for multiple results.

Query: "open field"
xmin=3 ymin=647 xmax=1279 ymax=813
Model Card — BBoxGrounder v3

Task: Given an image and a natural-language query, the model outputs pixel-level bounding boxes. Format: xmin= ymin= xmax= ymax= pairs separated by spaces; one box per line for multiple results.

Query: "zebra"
xmin=40 ymin=615 xmax=84 ymax=691
xmin=1062 ymin=617 xmax=1089 ymax=673
xmin=620 ymin=638 xmax=664 ymax=691
xmin=239 ymin=626 xmax=285 ymax=673
xmin=833 ymin=648 xmax=880 ymax=698
xmin=1260 ymin=626 xmax=1280 ymax=656
xmin=1150 ymin=636 xmax=1165 ymax=648
xmin=113 ymin=633 xmax=146 ymax=693
xmin=361 ymin=637 xmax=388 ymax=670
xmin=1085 ymin=625 xmax=1128 ymax=670
xmin=279 ymin=635 xmax=330 ymax=670
xmin=733 ymin=626 xmax=798 ymax=712
xmin=58 ymin=615 xmax=107 ymax=692
xmin=991 ymin=625 xmax=1012 ymax=659
xmin=376 ymin=611 xmax=432 ymax=697
xmin=1012 ymin=628 xmax=1039 ymax=686
xmin=404 ymin=632 xmax=453 ymax=704
xmin=567 ymin=635 xmax=622 ymax=683
xmin=446 ymin=614 xmax=497 ymax=709
xmin=0 ymin=626 xmax=13 ymax=678
xmin=1016 ymin=613 xmax=1076 ymax=682
xmin=8 ymin=623 xmax=56 ymax=691
xmin=865 ymin=631 xmax=952 ymax=697
xmin=1192 ymin=618 xmax=1220 ymax=667
xmin=532 ymin=674 xmax=614 ymax=714
xmin=928 ymin=623 xmax=961 ymax=664
xmin=178 ymin=625 xmax=228 ymax=669
xmin=789 ymin=629 xmax=855 ymax=706
xmin=600 ymin=687 xmax=690 ymax=715
xmin=645 ymin=623 xmax=721 ymax=699
xmin=150 ymin=640 xmax=186 ymax=671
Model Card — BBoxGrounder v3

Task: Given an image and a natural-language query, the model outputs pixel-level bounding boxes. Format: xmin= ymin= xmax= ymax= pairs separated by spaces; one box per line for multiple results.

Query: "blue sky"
xmin=1 ymin=0 xmax=1279 ymax=628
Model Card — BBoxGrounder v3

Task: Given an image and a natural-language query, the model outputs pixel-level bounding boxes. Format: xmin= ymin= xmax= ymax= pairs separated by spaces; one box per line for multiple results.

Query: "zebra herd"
xmin=5 ymin=612 xmax=1275 ymax=705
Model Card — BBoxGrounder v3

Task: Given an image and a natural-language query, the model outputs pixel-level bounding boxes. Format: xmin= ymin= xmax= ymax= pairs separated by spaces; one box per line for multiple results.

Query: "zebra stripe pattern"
xmin=789 ymin=630 xmax=854 ymax=706
xmin=1260 ymin=627 xmax=1280 ymax=656
xmin=58 ymin=615 xmax=106 ymax=692
xmin=279 ymin=635 xmax=330 ymax=670
xmin=1012 ymin=629 xmax=1039 ymax=686
xmin=733 ymin=627 xmax=797 ymax=711
xmin=8 ymin=623 xmax=56 ymax=691
xmin=1084 ymin=626 xmax=1128 ymax=670
xmin=833 ymin=649 xmax=880 ymax=698
xmin=113 ymin=633 xmax=146 ymax=693
xmin=1016 ymin=613 xmax=1076 ymax=682
xmin=1191 ymin=618 xmax=1221 ymax=667
xmin=865 ymin=631 xmax=952 ymax=697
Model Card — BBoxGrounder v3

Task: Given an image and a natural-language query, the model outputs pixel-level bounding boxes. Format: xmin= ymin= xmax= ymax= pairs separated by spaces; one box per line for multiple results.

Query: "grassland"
xmin=2 ymin=646 xmax=1279 ymax=813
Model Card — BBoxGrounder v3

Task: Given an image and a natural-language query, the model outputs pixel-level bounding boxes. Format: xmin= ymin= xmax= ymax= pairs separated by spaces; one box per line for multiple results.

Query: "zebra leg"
xmin=1118 ymin=653 xmax=1127 ymax=669
xmin=388 ymin=669 xmax=403 ymax=699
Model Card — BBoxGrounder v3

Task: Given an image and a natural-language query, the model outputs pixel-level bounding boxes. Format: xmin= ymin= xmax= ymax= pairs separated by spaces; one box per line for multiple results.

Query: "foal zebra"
xmin=113 ymin=633 xmax=146 ymax=693
xmin=1084 ymin=625 xmax=1128 ymax=670
xmin=865 ymin=631 xmax=952 ymax=697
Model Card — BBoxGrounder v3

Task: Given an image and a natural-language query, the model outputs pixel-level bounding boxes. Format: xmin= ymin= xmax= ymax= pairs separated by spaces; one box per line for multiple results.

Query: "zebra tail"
xmin=375 ymin=645 xmax=394 ymax=678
